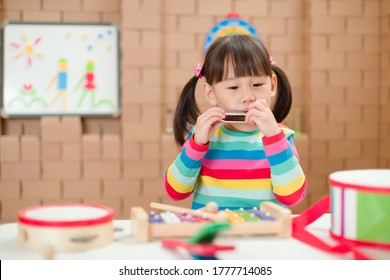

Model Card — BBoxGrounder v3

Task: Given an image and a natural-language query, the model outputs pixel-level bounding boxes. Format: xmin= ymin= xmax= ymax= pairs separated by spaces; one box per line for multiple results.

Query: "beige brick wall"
xmin=380 ymin=0 xmax=390 ymax=168
xmin=0 ymin=0 xmax=389 ymax=223
xmin=307 ymin=0 xmax=383 ymax=208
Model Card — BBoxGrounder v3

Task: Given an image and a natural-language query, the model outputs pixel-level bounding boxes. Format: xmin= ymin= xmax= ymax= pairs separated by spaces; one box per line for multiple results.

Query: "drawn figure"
xmin=46 ymin=58 xmax=69 ymax=109
xmin=8 ymin=83 xmax=47 ymax=108
xmin=75 ymin=60 xmax=114 ymax=109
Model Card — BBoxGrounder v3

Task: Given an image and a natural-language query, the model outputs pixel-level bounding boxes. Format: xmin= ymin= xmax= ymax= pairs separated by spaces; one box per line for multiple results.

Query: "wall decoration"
xmin=1 ymin=22 xmax=120 ymax=117
xmin=204 ymin=13 xmax=259 ymax=53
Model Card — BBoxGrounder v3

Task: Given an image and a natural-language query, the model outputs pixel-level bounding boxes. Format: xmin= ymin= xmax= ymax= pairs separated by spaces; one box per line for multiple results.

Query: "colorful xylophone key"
xmin=160 ymin=211 xmax=181 ymax=224
xmin=233 ymin=208 xmax=260 ymax=222
xmin=149 ymin=211 xmax=210 ymax=224
xmin=220 ymin=209 xmax=246 ymax=223
xmin=248 ymin=208 xmax=276 ymax=221
xmin=221 ymin=208 xmax=275 ymax=222
xmin=176 ymin=213 xmax=209 ymax=223
xmin=149 ymin=211 xmax=164 ymax=223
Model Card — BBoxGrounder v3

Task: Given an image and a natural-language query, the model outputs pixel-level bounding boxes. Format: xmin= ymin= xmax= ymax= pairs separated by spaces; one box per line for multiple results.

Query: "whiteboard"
xmin=1 ymin=22 xmax=120 ymax=117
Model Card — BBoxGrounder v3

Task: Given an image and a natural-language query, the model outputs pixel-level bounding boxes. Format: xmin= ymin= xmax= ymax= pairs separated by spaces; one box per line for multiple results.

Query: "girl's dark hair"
xmin=173 ymin=34 xmax=292 ymax=146
xmin=272 ymin=64 xmax=292 ymax=124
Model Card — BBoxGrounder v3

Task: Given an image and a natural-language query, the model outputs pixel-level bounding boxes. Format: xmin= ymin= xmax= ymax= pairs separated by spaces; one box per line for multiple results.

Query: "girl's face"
xmin=203 ymin=63 xmax=277 ymax=131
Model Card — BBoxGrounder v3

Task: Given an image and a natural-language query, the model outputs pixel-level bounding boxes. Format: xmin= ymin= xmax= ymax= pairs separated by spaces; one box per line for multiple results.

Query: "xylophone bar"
xmin=150 ymin=202 xmax=226 ymax=221
xmin=130 ymin=201 xmax=291 ymax=243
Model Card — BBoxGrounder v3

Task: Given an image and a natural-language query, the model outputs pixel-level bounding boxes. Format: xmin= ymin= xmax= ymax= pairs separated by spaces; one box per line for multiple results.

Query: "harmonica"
xmin=222 ymin=111 xmax=247 ymax=123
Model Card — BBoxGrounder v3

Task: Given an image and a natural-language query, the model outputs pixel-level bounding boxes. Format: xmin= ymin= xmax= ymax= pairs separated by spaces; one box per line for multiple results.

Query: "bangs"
xmin=205 ymin=35 xmax=272 ymax=84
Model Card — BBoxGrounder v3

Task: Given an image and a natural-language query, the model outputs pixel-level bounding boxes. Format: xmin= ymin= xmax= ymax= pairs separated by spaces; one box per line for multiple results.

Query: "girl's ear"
xmin=271 ymin=73 xmax=277 ymax=97
xmin=202 ymin=83 xmax=218 ymax=106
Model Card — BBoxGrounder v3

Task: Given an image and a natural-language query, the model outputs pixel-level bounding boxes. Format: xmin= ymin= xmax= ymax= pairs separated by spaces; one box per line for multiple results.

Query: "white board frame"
xmin=1 ymin=22 xmax=120 ymax=117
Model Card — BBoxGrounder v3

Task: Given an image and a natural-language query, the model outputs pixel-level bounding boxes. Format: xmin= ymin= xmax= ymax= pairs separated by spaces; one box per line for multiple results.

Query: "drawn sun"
xmin=11 ymin=33 xmax=44 ymax=67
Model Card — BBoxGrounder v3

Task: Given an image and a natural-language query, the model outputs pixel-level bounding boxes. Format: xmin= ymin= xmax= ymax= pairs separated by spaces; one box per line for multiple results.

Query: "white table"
xmin=0 ymin=214 xmax=389 ymax=260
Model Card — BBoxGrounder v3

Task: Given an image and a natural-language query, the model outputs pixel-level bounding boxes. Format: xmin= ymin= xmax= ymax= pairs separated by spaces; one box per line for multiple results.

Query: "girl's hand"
xmin=194 ymin=107 xmax=225 ymax=145
xmin=245 ymin=99 xmax=281 ymax=137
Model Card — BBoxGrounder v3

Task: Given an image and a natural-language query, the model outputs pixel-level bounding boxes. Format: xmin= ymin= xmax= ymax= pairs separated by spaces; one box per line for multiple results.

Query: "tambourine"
xmin=18 ymin=204 xmax=114 ymax=255
xmin=329 ymin=169 xmax=390 ymax=248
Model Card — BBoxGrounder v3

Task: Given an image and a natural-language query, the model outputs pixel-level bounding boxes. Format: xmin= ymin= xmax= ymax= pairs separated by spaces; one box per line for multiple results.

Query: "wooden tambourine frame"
xmin=18 ymin=204 xmax=114 ymax=257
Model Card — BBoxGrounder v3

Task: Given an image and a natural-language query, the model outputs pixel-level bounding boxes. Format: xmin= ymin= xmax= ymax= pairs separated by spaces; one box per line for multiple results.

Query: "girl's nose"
xmin=242 ymin=92 xmax=256 ymax=103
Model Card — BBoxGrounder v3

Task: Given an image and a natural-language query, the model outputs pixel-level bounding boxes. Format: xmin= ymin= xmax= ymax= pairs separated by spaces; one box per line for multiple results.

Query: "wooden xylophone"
xmin=131 ymin=201 xmax=291 ymax=243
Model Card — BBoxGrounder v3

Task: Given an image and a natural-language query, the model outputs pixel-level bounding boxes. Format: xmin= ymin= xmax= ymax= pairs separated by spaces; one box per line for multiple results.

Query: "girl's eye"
xmin=228 ymin=86 xmax=239 ymax=90
xmin=253 ymin=83 xmax=263 ymax=87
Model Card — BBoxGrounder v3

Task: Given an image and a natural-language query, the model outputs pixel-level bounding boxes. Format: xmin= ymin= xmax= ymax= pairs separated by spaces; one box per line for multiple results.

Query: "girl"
xmin=164 ymin=34 xmax=306 ymax=210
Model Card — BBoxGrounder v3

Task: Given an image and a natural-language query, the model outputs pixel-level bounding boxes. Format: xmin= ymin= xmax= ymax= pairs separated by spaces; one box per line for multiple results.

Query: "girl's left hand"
xmin=245 ymin=99 xmax=281 ymax=137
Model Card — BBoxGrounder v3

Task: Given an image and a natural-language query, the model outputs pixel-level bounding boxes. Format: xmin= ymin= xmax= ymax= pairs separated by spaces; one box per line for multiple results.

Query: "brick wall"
xmin=0 ymin=0 xmax=125 ymax=222
xmin=307 ymin=0 xmax=382 ymax=207
xmin=0 ymin=0 xmax=388 ymax=223
xmin=380 ymin=1 xmax=390 ymax=168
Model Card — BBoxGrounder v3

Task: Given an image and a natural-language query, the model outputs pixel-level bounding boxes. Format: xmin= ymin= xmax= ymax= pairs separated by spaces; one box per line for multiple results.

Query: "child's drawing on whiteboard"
xmin=75 ymin=60 xmax=114 ymax=109
xmin=3 ymin=23 xmax=119 ymax=116
xmin=10 ymin=33 xmax=44 ymax=67
xmin=7 ymin=83 xmax=47 ymax=108
xmin=46 ymin=58 xmax=69 ymax=109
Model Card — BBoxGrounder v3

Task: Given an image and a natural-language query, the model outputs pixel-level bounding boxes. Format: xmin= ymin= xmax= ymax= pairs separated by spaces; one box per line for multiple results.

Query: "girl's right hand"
xmin=194 ymin=107 xmax=225 ymax=145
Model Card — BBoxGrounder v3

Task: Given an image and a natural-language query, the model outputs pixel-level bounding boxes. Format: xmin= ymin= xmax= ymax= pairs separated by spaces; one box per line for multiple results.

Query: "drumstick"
xmin=150 ymin=202 xmax=227 ymax=222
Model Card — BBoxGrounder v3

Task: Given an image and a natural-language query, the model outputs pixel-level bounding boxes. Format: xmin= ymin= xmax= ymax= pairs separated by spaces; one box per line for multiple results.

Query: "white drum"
xmin=18 ymin=204 xmax=114 ymax=253
xmin=329 ymin=169 xmax=390 ymax=248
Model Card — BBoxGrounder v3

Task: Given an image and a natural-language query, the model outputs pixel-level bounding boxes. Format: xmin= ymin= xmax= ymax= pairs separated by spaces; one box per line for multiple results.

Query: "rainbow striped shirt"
xmin=164 ymin=125 xmax=306 ymax=210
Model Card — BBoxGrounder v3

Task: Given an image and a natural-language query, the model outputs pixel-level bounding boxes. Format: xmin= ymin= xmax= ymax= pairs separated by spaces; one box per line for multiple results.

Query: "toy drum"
xmin=18 ymin=204 xmax=114 ymax=252
xmin=329 ymin=169 xmax=390 ymax=248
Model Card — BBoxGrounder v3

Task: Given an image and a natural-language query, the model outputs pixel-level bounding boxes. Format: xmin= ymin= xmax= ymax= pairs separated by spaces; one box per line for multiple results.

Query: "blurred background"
xmin=0 ymin=0 xmax=389 ymax=222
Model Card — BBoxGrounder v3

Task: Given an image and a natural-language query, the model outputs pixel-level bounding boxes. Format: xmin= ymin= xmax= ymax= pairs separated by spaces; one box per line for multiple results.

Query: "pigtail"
xmin=271 ymin=65 xmax=292 ymax=123
xmin=173 ymin=75 xmax=200 ymax=146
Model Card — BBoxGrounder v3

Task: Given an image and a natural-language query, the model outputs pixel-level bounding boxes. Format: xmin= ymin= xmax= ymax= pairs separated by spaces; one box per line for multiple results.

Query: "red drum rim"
xmin=329 ymin=169 xmax=390 ymax=194
xmin=329 ymin=231 xmax=390 ymax=249
xmin=18 ymin=204 xmax=114 ymax=227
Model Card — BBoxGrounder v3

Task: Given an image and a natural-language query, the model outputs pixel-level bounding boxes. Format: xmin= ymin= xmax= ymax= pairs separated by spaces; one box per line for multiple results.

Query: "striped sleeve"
xmin=262 ymin=129 xmax=307 ymax=207
xmin=164 ymin=133 xmax=209 ymax=200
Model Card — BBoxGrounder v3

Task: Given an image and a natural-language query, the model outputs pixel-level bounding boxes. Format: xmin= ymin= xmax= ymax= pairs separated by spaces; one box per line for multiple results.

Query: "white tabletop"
xmin=0 ymin=214 xmax=389 ymax=260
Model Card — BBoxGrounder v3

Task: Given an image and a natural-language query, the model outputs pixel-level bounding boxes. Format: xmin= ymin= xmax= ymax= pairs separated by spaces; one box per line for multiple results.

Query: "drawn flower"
xmin=19 ymin=83 xmax=37 ymax=96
